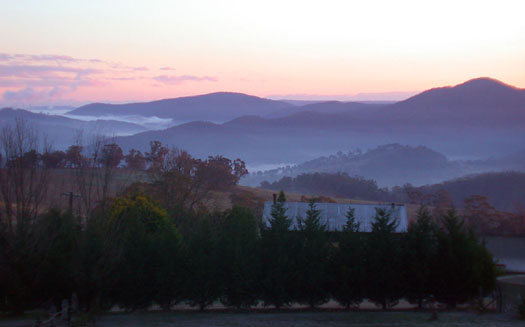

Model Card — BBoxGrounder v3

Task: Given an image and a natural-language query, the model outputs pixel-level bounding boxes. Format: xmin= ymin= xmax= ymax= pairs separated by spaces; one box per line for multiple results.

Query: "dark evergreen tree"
xmin=295 ymin=200 xmax=330 ymax=308
xmin=35 ymin=209 xmax=80 ymax=304
xmin=330 ymin=207 xmax=365 ymax=308
xmin=76 ymin=210 xmax=119 ymax=312
xmin=153 ymin=222 xmax=185 ymax=311
xmin=343 ymin=207 xmax=360 ymax=232
xmin=259 ymin=191 xmax=296 ymax=309
xmin=0 ymin=209 xmax=80 ymax=314
xmin=431 ymin=208 xmax=496 ymax=308
xmin=219 ymin=206 xmax=260 ymax=309
xmin=472 ymin=238 xmax=498 ymax=300
xmin=185 ymin=214 xmax=222 ymax=311
xmin=107 ymin=192 xmax=183 ymax=310
xmin=365 ymin=208 xmax=403 ymax=309
xmin=404 ymin=207 xmax=437 ymax=309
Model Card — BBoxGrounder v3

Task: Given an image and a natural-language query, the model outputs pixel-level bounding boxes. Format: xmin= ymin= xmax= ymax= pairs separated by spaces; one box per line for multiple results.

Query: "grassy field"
xmin=2 ymin=311 xmax=523 ymax=327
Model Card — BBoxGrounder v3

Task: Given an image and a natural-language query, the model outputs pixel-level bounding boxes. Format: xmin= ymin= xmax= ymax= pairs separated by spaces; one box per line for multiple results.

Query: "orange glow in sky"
xmin=1 ymin=0 xmax=524 ymax=106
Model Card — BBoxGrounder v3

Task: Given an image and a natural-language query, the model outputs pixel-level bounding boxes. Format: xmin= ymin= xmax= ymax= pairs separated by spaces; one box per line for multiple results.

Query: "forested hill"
xmin=243 ymin=143 xmax=525 ymax=188
xmin=414 ymin=171 xmax=525 ymax=212
xmin=244 ymin=144 xmax=466 ymax=187
xmin=260 ymin=173 xmax=390 ymax=202
xmin=260 ymin=171 xmax=525 ymax=213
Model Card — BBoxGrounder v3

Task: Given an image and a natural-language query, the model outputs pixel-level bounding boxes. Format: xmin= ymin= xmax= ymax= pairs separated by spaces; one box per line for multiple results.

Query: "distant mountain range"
xmin=113 ymin=78 xmax=525 ymax=164
xmin=0 ymin=108 xmax=147 ymax=149
xmin=3 ymin=77 xmax=523 ymax=179
xmin=223 ymin=77 xmax=525 ymax=130
xmin=68 ymin=92 xmax=294 ymax=122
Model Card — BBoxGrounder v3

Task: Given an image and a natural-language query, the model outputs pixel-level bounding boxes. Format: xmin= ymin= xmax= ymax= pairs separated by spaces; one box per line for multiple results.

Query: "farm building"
xmin=262 ymin=201 xmax=408 ymax=232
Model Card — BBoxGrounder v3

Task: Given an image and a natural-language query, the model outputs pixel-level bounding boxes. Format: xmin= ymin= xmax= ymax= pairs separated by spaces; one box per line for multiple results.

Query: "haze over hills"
xmin=264 ymin=101 xmax=386 ymax=118
xmin=113 ymin=78 xmax=525 ymax=164
xmin=241 ymin=144 xmax=525 ymax=188
xmin=0 ymin=108 xmax=147 ymax=149
xmin=67 ymin=92 xmax=293 ymax=123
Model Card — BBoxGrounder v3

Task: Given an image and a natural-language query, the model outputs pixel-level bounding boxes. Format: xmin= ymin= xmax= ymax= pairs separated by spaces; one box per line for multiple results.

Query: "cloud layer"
xmin=0 ymin=53 xmax=218 ymax=107
xmin=153 ymin=75 xmax=218 ymax=85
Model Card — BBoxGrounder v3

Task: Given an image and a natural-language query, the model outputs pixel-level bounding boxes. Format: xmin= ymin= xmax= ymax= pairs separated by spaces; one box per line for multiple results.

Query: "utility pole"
xmin=61 ymin=192 xmax=82 ymax=213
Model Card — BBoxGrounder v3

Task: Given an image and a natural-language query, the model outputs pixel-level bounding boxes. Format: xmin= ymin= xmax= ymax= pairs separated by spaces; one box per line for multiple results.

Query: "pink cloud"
xmin=0 ymin=53 xmax=14 ymax=61
xmin=0 ymin=52 xmax=219 ymax=105
xmin=108 ymin=77 xmax=137 ymax=81
xmin=1 ymin=86 xmax=68 ymax=103
xmin=153 ymin=74 xmax=218 ymax=85
xmin=0 ymin=64 xmax=102 ymax=78
xmin=27 ymin=54 xmax=79 ymax=62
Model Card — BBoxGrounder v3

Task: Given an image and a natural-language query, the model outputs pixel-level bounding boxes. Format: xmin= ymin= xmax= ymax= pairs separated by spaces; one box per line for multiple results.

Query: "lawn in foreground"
xmin=3 ymin=311 xmax=518 ymax=327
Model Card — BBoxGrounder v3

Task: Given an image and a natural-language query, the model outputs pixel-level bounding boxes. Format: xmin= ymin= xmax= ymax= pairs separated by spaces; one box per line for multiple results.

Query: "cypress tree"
xmin=219 ymin=206 xmax=260 ymax=309
xmin=260 ymin=191 xmax=295 ymax=309
xmin=185 ymin=214 xmax=222 ymax=311
xmin=404 ymin=207 xmax=437 ymax=309
xmin=331 ymin=207 xmax=365 ymax=308
xmin=295 ymin=200 xmax=329 ymax=308
xmin=432 ymin=208 xmax=497 ymax=308
xmin=365 ymin=208 xmax=403 ymax=310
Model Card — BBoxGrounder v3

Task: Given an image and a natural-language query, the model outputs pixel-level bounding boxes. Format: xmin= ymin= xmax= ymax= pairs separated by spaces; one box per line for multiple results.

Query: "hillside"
xmin=242 ymin=144 xmax=467 ymax=187
xmin=415 ymin=171 xmax=525 ymax=212
xmin=68 ymin=92 xmax=293 ymax=122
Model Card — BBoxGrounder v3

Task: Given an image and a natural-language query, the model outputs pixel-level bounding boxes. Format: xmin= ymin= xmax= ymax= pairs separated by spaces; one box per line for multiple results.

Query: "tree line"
xmin=0 ymin=189 xmax=496 ymax=314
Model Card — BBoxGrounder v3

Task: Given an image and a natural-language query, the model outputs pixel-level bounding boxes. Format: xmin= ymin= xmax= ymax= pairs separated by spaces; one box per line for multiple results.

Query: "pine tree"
xmin=269 ymin=191 xmax=292 ymax=232
xmin=365 ymin=208 xmax=403 ymax=309
xmin=330 ymin=206 xmax=365 ymax=308
xmin=295 ymin=200 xmax=329 ymax=308
xmin=219 ymin=206 xmax=260 ymax=309
xmin=185 ymin=215 xmax=222 ymax=311
xmin=404 ymin=207 xmax=437 ymax=309
xmin=344 ymin=207 xmax=360 ymax=232
xmin=259 ymin=191 xmax=295 ymax=309
xmin=432 ymin=208 xmax=497 ymax=308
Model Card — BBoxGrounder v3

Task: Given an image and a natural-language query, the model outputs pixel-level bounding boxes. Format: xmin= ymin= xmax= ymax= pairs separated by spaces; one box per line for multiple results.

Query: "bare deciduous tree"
xmin=72 ymin=132 xmax=128 ymax=217
xmin=0 ymin=118 xmax=50 ymax=230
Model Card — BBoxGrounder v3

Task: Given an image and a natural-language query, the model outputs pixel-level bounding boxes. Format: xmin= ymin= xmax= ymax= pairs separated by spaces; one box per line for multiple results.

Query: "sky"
xmin=1 ymin=0 xmax=524 ymax=107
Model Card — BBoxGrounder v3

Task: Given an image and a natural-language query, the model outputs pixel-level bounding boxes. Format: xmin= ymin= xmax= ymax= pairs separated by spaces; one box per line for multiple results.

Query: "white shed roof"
xmin=262 ymin=201 xmax=408 ymax=233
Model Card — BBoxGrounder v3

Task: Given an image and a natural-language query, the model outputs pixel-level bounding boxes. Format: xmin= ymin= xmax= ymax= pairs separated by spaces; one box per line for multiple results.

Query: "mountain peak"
xmin=454 ymin=77 xmax=517 ymax=90
xmin=398 ymin=77 xmax=524 ymax=109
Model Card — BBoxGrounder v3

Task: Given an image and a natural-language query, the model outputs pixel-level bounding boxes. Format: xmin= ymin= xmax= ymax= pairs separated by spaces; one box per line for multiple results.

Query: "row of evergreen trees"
xmin=263 ymin=192 xmax=497 ymax=310
xmin=0 ymin=191 xmax=497 ymax=314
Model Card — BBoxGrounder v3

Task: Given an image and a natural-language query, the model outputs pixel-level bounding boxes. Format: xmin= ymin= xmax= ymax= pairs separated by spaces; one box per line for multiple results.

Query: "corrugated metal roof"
xmin=262 ymin=202 xmax=408 ymax=232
